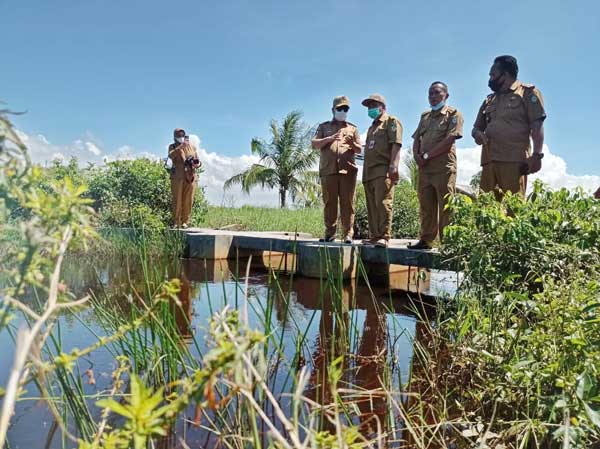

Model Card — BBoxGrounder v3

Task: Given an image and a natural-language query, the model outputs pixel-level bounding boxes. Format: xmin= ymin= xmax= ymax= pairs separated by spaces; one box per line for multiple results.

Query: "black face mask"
xmin=488 ymin=74 xmax=504 ymax=92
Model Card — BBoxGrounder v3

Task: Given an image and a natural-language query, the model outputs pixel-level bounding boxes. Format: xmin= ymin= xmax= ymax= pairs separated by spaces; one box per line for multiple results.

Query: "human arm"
xmin=472 ymin=100 xmax=488 ymax=146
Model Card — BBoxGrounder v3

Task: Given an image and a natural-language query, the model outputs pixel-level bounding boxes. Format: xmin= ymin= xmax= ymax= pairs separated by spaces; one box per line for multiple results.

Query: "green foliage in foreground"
xmin=403 ymin=182 xmax=600 ymax=448
xmin=443 ymin=181 xmax=600 ymax=292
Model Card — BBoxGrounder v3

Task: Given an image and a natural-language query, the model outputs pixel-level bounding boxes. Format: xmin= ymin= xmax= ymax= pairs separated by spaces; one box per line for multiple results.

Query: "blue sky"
xmin=2 ymin=0 xmax=599 ymax=177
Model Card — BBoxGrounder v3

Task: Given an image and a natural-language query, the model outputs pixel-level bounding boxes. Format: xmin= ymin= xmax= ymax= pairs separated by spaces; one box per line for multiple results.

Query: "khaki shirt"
xmin=412 ymin=105 xmax=463 ymax=174
xmin=314 ymin=120 xmax=361 ymax=176
xmin=363 ymin=113 xmax=403 ymax=182
xmin=168 ymin=142 xmax=198 ymax=180
xmin=474 ymin=80 xmax=546 ymax=165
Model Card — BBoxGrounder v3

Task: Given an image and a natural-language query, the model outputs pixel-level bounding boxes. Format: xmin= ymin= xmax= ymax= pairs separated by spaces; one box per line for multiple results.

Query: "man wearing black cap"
xmin=361 ymin=94 xmax=403 ymax=247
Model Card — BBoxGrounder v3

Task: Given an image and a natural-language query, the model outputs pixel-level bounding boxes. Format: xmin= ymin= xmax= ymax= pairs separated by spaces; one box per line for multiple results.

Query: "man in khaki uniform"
xmin=312 ymin=96 xmax=362 ymax=243
xmin=409 ymin=82 xmax=464 ymax=250
xmin=473 ymin=55 xmax=547 ymax=198
xmin=168 ymin=128 xmax=201 ymax=228
xmin=361 ymin=94 xmax=403 ymax=247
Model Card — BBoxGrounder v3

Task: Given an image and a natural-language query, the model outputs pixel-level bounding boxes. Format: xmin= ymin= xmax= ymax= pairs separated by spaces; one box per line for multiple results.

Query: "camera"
xmin=184 ymin=155 xmax=200 ymax=167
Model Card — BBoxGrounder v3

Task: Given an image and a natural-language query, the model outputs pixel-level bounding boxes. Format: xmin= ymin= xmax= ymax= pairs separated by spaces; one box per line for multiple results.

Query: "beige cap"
xmin=361 ymin=93 xmax=386 ymax=107
xmin=332 ymin=95 xmax=350 ymax=109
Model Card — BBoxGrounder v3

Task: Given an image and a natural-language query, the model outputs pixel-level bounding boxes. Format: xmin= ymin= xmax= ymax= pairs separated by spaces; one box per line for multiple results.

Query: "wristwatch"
xmin=422 ymin=152 xmax=430 ymax=160
xmin=533 ymin=152 xmax=544 ymax=160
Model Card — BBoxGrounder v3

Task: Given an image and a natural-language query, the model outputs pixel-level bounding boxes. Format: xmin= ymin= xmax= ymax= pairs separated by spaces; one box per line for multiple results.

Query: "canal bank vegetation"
xmin=2 ymin=111 xmax=600 ymax=449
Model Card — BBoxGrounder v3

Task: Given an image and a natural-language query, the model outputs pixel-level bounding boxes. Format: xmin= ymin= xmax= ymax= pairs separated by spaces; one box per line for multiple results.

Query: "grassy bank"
xmin=198 ymin=205 xmax=324 ymax=236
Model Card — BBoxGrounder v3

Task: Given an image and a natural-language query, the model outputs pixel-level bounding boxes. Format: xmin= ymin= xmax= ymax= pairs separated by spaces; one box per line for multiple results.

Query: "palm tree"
xmin=224 ymin=111 xmax=318 ymax=208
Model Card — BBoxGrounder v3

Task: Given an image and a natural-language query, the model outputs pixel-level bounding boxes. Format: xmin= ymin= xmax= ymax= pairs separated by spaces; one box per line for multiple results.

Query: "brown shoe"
xmin=319 ymin=235 xmax=336 ymax=243
xmin=407 ymin=240 xmax=432 ymax=250
xmin=374 ymin=238 xmax=388 ymax=248
xmin=343 ymin=235 xmax=353 ymax=244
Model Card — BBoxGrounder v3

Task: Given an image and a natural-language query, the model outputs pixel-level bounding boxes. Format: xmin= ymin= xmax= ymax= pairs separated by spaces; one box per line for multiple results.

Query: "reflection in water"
xmin=4 ymin=252 xmax=450 ymax=448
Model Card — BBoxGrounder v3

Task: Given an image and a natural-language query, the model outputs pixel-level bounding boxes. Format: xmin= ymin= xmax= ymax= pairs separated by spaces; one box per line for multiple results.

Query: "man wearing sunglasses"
xmin=312 ymin=96 xmax=362 ymax=243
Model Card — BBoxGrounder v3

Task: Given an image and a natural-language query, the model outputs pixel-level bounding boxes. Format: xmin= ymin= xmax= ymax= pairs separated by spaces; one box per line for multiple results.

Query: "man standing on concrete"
xmin=409 ymin=82 xmax=464 ymax=250
xmin=473 ymin=55 xmax=547 ymax=198
xmin=312 ymin=96 xmax=362 ymax=243
xmin=361 ymin=94 xmax=403 ymax=247
xmin=169 ymin=128 xmax=201 ymax=229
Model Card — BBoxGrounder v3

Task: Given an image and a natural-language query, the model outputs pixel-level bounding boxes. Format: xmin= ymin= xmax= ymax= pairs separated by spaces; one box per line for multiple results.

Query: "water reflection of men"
xmin=302 ymin=280 xmax=389 ymax=438
xmin=173 ymin=269 xmax=193 ymax=339
xmin=168 ymin=128 xmax=201 ymax=229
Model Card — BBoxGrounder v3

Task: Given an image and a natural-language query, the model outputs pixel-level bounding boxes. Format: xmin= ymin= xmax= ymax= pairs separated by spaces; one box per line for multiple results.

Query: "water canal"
xmin=1 ymin=252 xmax=459 ymax=448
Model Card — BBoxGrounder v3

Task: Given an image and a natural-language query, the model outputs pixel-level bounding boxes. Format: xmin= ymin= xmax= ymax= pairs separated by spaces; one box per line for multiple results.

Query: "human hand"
xmin=329 ymin=130 xmax=343 ymax=143
xmin=473 ymin=130 xmax=488 ymax=146
xmin=388 ymin=165 xmax=400 ymax=184
xmin=527 ymin=155 xmax=542 ymax=174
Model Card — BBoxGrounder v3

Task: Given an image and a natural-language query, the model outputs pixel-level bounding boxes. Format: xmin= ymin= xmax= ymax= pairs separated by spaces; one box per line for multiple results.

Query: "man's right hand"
xmin=473 ymin=129 xmax=488 ymax=146
xmin=414 ymin=154 xmax=427 ymax=168
xmin=329 ymin=130 xmax=342 ymax=143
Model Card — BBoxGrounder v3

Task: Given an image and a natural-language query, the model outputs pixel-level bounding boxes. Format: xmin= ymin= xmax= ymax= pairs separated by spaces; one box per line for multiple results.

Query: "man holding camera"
xmin=472 ymin=55 xmax=547 ymax=199
xmin=168 ymin=128 xmax=201 ymax=229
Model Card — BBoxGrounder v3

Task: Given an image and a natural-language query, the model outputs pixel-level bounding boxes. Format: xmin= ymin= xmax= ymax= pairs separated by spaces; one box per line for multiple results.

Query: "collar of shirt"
xmin=430 ymin=105 xmax=449 ymax=116
xmin=509 ymin=80 xmax=523 ymax=92
xmin=371 ymin=112 xmax=389 ymax=126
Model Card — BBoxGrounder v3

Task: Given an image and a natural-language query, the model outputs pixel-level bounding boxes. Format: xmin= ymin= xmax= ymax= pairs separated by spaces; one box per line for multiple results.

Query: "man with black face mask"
xmin=472 ymin=55 xmax=547 ymax=198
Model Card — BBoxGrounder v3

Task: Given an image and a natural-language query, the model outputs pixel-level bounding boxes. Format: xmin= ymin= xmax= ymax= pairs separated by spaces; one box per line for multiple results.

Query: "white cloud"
xmin=16 ymin=128 xmax=599 ymax=206
xmin=187 ymin=134 xmax=279 ymax=206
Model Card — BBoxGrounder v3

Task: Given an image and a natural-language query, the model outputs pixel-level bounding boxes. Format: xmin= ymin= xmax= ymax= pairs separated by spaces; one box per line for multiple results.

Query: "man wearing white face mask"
xmin=409 ymin=82 xmax=463 ymax=250
xmin=312 ymin=96 xmax=362 ymax=243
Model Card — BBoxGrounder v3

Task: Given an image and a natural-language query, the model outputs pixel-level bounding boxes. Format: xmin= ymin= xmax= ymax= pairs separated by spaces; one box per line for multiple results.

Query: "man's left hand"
xmin=388 ymin=166 xmax=400 ymax=184
xmin=527 ymin=155 xmax=542 ymax=174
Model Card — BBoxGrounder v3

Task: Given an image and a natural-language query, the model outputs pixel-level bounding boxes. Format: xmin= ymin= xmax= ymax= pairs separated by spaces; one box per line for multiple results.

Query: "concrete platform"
xmin=179 ymin=228 xmax=444 ymax=279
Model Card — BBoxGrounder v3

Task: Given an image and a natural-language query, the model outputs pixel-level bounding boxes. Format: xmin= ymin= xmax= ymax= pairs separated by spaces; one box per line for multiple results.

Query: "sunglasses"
xmin=335 ymin=106 xmax=349 ymax=112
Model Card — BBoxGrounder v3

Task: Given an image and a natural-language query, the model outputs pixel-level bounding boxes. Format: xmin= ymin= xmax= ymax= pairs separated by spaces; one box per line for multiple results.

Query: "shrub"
xmin=87 ymin=159 xmax=208 ymax=229
xmin=443 ymin=181 xmax=600 ymax=292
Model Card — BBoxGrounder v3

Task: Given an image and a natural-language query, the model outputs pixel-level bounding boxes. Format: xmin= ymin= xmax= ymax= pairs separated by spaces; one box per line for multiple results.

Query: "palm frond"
xmin=223 ymin=164 xmax=277 ymax=193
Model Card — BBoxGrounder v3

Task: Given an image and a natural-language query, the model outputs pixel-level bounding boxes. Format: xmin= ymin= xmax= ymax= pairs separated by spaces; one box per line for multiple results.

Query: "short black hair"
xmin=494 ymin=55 xmax=518 ymax=78
xmin=430 ymin=81 xmax=448 ymax=93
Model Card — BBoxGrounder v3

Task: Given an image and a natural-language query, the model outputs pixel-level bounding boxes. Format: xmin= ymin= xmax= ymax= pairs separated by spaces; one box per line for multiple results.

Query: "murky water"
xmin=1 ymin=253 xmax=458 ymax=448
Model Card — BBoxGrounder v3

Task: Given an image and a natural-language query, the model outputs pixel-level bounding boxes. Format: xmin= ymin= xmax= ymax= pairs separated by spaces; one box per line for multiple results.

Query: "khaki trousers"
xmin=171 ymin=176 xmax=195 ymax=226
xmin=417 ymin=170 xmax=456 ymax=244
xmin=480 ymin=161 xmax=526 ymax=200
xmin=321 ymin=173 xmax=357 ymax=238
xmin=363 ymin=176 xmax=394 ymax=240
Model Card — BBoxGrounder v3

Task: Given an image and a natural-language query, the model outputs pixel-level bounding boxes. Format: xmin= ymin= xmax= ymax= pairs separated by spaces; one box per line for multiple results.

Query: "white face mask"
xmin=334 ymin=110 xmax=347 ymax=122
xmin=176 ymin=137 xmax=185 ymax=143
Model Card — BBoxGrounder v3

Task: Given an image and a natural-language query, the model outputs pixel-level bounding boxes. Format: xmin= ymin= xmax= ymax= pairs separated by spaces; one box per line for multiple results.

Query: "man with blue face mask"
xmin=312 ymin=96 xmax=362 ymax=243
xmin=361 ymin=94 xmax=403 ymax=247
xmin=409 ymin=82 xmax=464 ymax=250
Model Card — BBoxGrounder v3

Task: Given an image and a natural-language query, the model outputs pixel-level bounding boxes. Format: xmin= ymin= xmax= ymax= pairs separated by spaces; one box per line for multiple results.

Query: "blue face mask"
xmin=431 ymin=101 xmax=446 ymax=111
xmin=368 ymin=107 xmax=381 ymax=119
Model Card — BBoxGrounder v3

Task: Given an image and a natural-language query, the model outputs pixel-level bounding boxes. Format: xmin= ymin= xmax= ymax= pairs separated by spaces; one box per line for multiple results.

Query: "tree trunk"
xmin=279 ymin=188 xmax=286 ymax=208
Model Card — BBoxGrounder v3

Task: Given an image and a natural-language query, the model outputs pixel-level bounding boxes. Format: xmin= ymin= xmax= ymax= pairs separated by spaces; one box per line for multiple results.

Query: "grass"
xmin=198 ymin=205 xmax=324 ymax=236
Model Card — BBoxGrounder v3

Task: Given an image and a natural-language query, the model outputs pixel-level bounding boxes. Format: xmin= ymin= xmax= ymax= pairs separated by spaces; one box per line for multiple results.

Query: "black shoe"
xmin=407 ymin=240 xmax=432 ymax=250
xmin=319 ymin=235 xmax=336 ymax=243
